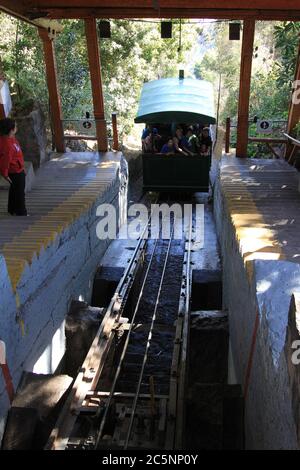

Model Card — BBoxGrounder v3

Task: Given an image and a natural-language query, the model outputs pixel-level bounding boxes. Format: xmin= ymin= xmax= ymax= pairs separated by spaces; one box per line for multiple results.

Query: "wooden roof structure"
xmin=1 ymin=0 xmax=300 ymax=22
xmin=1 ymin=1 xmax=300 ymax=158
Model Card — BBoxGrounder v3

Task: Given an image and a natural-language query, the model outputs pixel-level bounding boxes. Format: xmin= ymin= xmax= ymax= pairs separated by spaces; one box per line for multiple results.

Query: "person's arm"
xmin=173 ymin=137 xmax=188 ymax=156
xmin=182 ymin=145 xmax=193 ymax=155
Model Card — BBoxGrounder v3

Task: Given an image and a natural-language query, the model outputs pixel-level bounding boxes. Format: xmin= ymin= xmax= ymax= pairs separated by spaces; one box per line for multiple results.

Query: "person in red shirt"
xmin=0 ymin=118 xmax=27 ymax=216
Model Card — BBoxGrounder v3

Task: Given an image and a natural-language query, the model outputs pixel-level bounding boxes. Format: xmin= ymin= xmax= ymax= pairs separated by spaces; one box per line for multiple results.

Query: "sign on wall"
xmin=257 ymin=119 xmax=273 ymax=134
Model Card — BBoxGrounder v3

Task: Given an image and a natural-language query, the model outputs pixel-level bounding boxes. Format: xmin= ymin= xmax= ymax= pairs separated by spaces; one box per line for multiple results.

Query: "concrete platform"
xmin=0 ymin=151 xmax=123 ymax=290
xmin=219 ymin=156 xmax=300 ymax=263
xmin=0 ymin=150 xmax=127 ymax=442
xmin=214 ymin=155 xmax=300 ymax=449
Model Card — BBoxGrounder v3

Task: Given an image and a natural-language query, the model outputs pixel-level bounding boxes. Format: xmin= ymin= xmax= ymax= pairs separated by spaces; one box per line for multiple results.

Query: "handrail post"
xmin=225 ymin=117 xmax=231 ymax=153
xmin=112 ymin=112 xmax=119 ymax=151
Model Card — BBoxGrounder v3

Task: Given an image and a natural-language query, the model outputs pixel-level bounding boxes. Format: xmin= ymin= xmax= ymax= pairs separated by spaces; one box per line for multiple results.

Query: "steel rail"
xmin=175 ymin=204 xmax=193 ymax=449
xmin=46 ymin=201 xmax=157 ymax=450
xmin=165 ymin=204 xmax=193 ymax=449
xmin=94 ymin=235 xmax=160 ymax=448
xmin=124 ymin=225 xmax=175 ymax=449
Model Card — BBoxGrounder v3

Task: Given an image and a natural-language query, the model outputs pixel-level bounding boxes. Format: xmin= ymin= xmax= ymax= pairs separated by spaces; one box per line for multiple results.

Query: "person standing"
xmin=0 ymin=118 xmax=27 ymax=216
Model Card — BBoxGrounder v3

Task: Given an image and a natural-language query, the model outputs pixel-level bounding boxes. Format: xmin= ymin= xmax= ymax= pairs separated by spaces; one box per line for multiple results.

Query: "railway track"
xmin=46 ymin=203 xmax=194 ymax=451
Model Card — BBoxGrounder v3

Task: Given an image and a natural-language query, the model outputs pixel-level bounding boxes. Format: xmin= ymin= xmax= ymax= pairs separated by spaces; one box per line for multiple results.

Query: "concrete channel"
xmin=1 ymin=149 xmax=300 ymax=450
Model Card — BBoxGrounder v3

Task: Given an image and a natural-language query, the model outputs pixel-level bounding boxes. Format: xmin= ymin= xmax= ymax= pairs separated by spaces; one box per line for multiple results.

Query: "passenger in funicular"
xmin=160 ymin=137 xmax=176 ymax=156
xmin=199 ymin=127 xmax=212 ymax=154
xmin=173 ymin=127 xmax=193 ymax=156
xmin=199 ymin=143 xmax=210 ymax=157
xmin=186 ymin=127 xmax=200 ymax=154
xmin=143 ymin=127 xmax=162 ymax=153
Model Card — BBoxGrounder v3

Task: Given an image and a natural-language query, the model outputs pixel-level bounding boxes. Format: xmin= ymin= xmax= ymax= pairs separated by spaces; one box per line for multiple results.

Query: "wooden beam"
xmin=38 ymin=28 xmax=65 ymax=153
xmin=26 ymin=8 xmax=300 ymax=20
xmin=84 ymin=18 xmax=107 ymax=153
xmin=285 ymin=40 xmax=300 ymax=161
xmin=0 ymin=3 xmax=44 ymax=27
xmin=7 ymin=0 xmax=299 ymax=10
xmin=236 ymin=19 xmax=255 ymax=158
xmin=1 ymin=0 xmax=300 ymax=21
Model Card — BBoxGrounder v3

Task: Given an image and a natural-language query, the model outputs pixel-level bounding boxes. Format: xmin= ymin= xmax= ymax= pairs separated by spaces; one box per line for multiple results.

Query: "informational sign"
xmin=0 ymin=80 xmax=12 ymax=117
xmin=82 ymin=120 xmax=92 ymax=130
xmin=257 ymin=119 xmax=273 ymax=134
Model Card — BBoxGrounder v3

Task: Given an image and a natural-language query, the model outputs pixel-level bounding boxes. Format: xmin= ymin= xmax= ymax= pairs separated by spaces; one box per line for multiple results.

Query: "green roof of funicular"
xmin=134 ymin=77 xmax=216 ymax=125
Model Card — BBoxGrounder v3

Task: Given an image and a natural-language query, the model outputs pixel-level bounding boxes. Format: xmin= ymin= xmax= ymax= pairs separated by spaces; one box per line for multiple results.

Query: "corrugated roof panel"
xmin=135 ymin=77 xmax=216 ymax=124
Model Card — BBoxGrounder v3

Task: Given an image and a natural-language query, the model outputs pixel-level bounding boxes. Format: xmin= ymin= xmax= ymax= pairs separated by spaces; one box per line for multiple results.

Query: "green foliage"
xmin=0 ymin=13 xmax=299 ymax=146
xmin=0 ymin=14 xmax=48 ymax=113
xmin=292 ymin=121 xmax=300 ymax=138
xmin=273 ymin=22 xmax=300 ymax=87
xmin=55 ymin=20 xmax=92 ymax=119
xmin=98 ymin=20 xmax=196 ymax=135
xmin=0 ymin=14 xmax=197 ymax=136
xmin=196 ymin=20 xmax=299 ymax=127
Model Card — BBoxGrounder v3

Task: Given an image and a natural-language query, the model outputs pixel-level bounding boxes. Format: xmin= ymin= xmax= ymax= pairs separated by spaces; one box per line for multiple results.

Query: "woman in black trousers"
xmin=0 ymin=118 xmax=27 ymax=216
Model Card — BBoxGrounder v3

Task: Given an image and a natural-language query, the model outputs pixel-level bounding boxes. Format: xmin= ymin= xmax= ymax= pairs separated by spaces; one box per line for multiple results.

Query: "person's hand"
xmin=5 ymin=177 xmax=12 ymax=184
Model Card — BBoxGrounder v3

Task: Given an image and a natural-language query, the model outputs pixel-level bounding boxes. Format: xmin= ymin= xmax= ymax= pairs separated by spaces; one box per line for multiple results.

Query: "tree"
xmin=197 ymin=20 xmax=300 ymax=124
xmin=0 ymin=14 xmax=198 ymax=137
xmin=0 ymin=13 xmax=48 ymax=113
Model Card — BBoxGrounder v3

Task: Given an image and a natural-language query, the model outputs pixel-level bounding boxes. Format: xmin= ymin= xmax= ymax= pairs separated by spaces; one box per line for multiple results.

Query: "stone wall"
xmin=213 ymin=169 xmax=300 ymax=449
xmin=16 ymin=103 xmax=49 ymax=169
xmin=0 ymin=158 xmax=128 ymax=443
xmin=122 ymin=144 xmax=142 ymax=181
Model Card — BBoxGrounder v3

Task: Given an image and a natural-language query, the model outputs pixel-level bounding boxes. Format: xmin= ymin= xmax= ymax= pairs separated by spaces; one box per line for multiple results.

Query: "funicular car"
xmin=135 ymin=77 xmax=216 ymax=192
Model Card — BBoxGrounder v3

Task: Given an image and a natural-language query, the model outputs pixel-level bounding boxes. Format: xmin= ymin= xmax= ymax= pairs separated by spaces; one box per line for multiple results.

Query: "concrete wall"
xmin=213 ymin=171 xmax=300 ymax=449
xmin=0 ymin=157 xmax=128 ymax=442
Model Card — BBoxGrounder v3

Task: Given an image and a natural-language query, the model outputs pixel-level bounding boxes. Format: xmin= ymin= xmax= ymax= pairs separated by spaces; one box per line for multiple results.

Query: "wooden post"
xmin=112 ymin=112 xmax=119 ymax=151
xmin=38 ymin=28 xmax=65 ymax=153
xmin=225 ymin=117 xmax=231 ymax=153
xmin=84 ymin=18 xmax=108 ymax=153
xmin=285 ymin=40 xmax=300 ymax=161
xmin=236 ymin=19 xmax=255 ymax=158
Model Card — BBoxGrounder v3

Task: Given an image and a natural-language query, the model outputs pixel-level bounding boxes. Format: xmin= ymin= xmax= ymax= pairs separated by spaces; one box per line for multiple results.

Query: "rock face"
xmin=15 ymin=102 xmax=49 ymax=169
xmin=65 ymin=300 xmax=105 ymax=377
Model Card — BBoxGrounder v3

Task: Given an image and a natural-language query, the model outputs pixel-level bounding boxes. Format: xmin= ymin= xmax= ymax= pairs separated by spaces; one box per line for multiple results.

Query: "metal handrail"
xmin=283 ymin=132 xmax=300 ymax=147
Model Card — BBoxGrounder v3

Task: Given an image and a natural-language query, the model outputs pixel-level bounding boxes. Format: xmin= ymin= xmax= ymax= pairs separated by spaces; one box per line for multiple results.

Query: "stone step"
xmin=1 ymin=407 xmax=39 ymax=450
xmin=91 ymin=266 xmax=125 ymax=308
xmin=186 ymin=383 xmax=244 ymax=450
xmin=223 ymin=384 xmax=244 ymax=450
xmin=191 ymin=270 xmax=222 ymax=311
xmin=2 ymin=372 xmax=73 ymax=450
xmin=189 ymin=310 xmax=229 ymax=384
